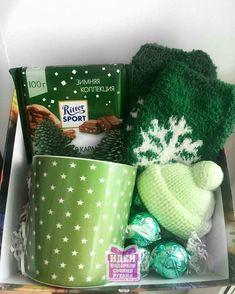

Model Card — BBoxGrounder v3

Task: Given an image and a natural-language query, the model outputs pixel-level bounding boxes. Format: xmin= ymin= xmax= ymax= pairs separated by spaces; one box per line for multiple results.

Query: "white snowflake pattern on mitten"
xmin=133 ymin=116 xmax=203 ymax=167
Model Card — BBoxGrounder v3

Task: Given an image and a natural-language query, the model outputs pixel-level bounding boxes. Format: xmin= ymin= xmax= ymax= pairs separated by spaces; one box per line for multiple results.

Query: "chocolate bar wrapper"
xmin=10 ymin=64 xmax=127 ymax=160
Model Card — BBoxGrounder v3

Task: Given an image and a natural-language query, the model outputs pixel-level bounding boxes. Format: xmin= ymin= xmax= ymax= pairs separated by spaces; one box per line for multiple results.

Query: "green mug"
xmin=25 ymin=155 xmax=136 ymax=287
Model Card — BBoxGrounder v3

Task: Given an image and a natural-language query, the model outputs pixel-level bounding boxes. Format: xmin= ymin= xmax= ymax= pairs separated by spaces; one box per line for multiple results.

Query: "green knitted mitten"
xmin=130 ymin=43 xmax=217 ymax=108
xmin=125 ymin=62 xmax=235 ymax=168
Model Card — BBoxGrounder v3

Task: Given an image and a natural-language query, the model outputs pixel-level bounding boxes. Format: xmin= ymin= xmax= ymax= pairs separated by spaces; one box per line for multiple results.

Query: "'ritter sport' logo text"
xmin=59 ymin=100 xmax=88 ymax=128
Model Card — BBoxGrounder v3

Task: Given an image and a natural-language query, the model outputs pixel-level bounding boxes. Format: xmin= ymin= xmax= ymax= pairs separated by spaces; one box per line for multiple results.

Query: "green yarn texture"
xmin=137 ymin=161 xmax=223 ymax=239
xmin=125 ymin=62 xmax=235 ymax=168
xmin=130 ymin=43 xmax=217 ymax=107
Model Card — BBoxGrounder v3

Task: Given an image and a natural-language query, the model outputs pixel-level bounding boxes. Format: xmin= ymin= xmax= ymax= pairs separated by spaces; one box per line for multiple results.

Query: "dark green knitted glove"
xmin=125 ymin=62 xmax=235 ymax=168
xmin=130 ymin=43 xmax=217 ymax=108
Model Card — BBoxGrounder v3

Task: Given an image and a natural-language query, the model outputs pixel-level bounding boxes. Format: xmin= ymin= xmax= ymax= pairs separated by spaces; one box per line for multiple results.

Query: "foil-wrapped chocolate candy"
xmin=138 ymin=246 xmax=151 ymax=278
xmin=126 ymin=212 xmax=161 ymax=247
xmin=151 ymin=241 xmax=189 ymax=279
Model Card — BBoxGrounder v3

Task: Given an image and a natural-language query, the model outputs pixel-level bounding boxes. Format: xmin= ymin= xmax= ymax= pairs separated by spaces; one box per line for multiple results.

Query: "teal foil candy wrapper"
xmin=25 ymin=155 xmax=136 ymax=288
xmin=127 ymin=212 xmax=161 ymax=247
xmin=138 ymin=247 xmax=151 ymax=278
xmin=151 ymin=241 xmax=189 ymax=279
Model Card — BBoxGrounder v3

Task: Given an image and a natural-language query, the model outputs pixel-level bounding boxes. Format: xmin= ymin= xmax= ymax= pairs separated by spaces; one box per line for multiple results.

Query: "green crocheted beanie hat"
xmin=137 ymin=161 xmax=223 ymax=240
xmin=125 ymin=62 xmax=235 ymax=168
xmin=130 ymin=43 xmax=217 ymax=108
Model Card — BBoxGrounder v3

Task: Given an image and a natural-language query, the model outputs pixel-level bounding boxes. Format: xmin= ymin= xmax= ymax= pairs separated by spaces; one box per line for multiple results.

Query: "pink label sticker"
xmin=106 ymin=245 xmax=140 ymax=282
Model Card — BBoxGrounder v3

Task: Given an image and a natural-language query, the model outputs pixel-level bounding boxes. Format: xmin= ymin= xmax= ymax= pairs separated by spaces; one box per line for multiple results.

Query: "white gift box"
xmin=0 ymin=93 xmax=232 ymax=292
xmin=0 ymin=0 xmax=235 ymax=291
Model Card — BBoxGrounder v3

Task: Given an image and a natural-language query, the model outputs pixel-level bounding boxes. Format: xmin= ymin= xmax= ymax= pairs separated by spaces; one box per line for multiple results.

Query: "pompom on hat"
xmin=137 ymin=161 xmax=223 ymax=240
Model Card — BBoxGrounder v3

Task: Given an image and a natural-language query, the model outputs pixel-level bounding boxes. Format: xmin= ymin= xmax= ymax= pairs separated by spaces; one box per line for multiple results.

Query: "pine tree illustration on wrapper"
xmin=92 ymin=128 xmax=124 ymax=163
xmin=35 ymin=120 xmax=80 ymax=157
xmin=125 ymin=62 xmax=235 ymax=169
